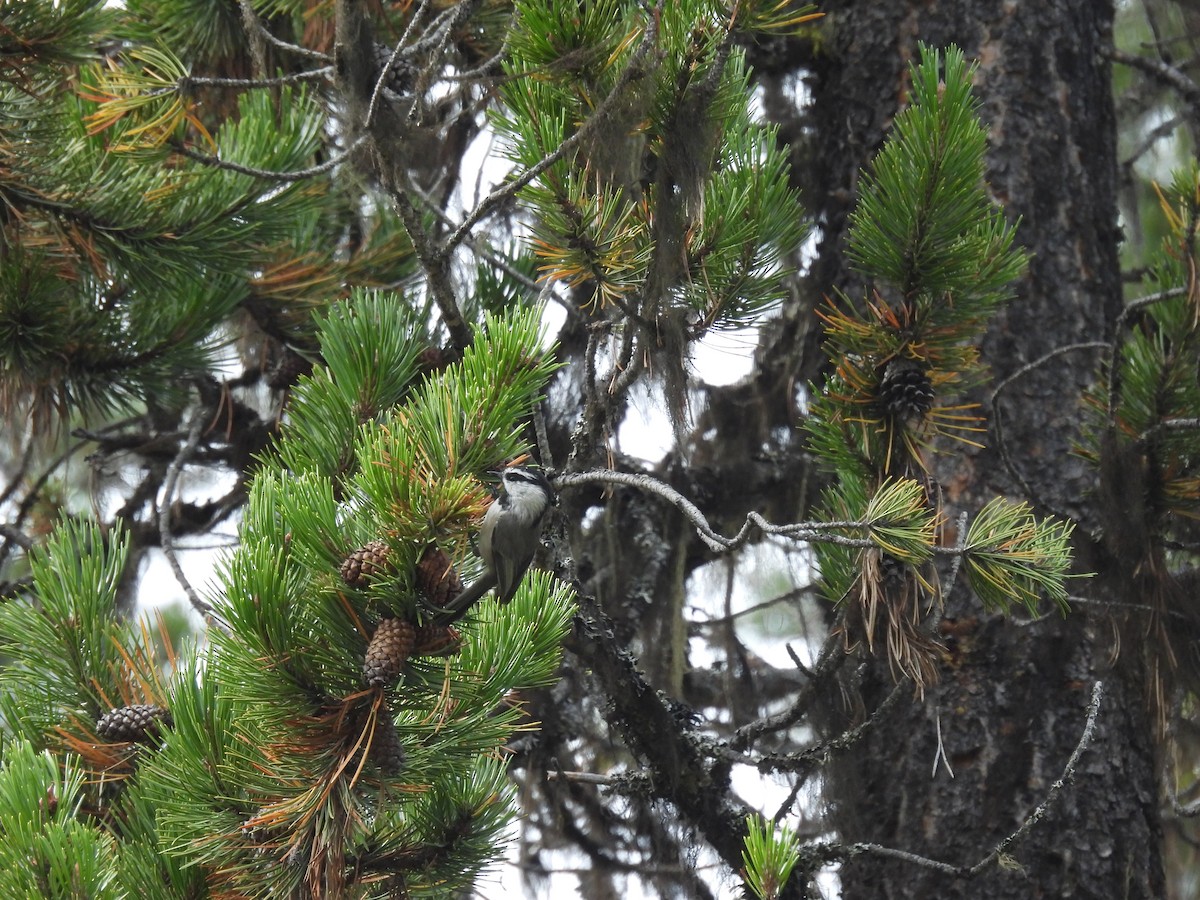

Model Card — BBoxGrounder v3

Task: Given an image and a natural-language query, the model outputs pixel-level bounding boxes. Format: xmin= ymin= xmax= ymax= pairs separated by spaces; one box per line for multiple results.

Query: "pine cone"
xmin=372 ymin=43 xmax=416 ymax=95
xmin=415 ymin=544 xmax=463 ymax=608
xmin=369 ymin=705 xmax=407 ymax=775
xmin=364 ymin=618 xmax=416 ymax=687
xmin=878 ymin=358 xmax=935 ymax=423
xmin=96 ymin=704 xmax=173 ymax=743
xmin=341 ymin=539 xmax=393 ymax=590
xmin=413 ymin=623 xmax=463 ymax=657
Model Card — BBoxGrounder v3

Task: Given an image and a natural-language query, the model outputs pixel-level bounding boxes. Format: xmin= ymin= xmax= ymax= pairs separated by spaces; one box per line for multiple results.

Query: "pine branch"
xmin=179 ymin=68 xmax=333 ymax=89
xmin=752 ymin=677 xmax=907 ymax=776
xmin=365 ymin=0 xmax=432 ymax=129
xmin=443 ymin=0 xmax=665 ymax=258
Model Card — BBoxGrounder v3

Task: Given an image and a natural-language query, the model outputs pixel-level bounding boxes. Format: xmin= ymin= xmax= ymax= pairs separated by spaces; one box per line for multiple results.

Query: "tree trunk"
xmin=810 ymin=1 xmax=1166 ymax=897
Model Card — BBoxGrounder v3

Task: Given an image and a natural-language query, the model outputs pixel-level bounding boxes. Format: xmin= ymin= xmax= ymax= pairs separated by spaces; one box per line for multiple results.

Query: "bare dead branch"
xmin=157 ymin=405 xmax=212 ymax=617
xmin=366 ymin=0 xmax=431 ymax=129
xmin=731 ymin=615 xmax=847 ymax=752
xmin=1122 ymin=286 xmax=1188 ymax=317
xmin=753 ymin=678 xmax=908 ymax=774
xmin=171 ymin=134 xmax=364 ymax=183
xmin=815 ymin=681 xmax=1105 ymax=880
xmin=0 ymin=523 xmax=33 ymax=551
xmin=256 ymin=25 xmax=331 ymax=62
xmin=556 ymin=469 xmax=972 ymax=557
xmin=1106 ymin=47 xmax=1200 ymax=111
xmin=989 ymin=342 xmax=1108 ymax=505
xmin=967 ymin=680 xmax=1104 ymax=873
xmin=179 ymin=68 xmax=333 ymax=90
xmin=0 ymin=438 xmax=91 ymax=568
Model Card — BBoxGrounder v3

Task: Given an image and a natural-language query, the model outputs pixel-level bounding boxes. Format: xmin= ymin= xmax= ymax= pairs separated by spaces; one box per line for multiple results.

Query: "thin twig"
xmin=555 ymin=470 xmax=979 ymax=557
xmin=839 ymin=842 xmax=963 ymax=876
xmin=1066 ymin=593 xmax=1195 ymax=622
xmin=967 ymin=680 xmax=1104 ymax=873
xmin=407 ymin=2 xmax=480 ymax=125
xmin=1122 ymin=114 xmax=1185 ymax=171
xmin=784 ymin=641 xmax=813 ymax=678
xmin=0 ymin=524 xmax=33 ymax=551
xmin=608 ymin=340 xmax=647 ymax=400
xmin=158 ymin=408 xmax=212 ymax=617
xmin=989 ymin=342 xmax=1108 ymax=506
xmin=257 ymin=25 xmax=331 ymax=62
xmin=171 ymin=134 xmax=365 ymax=182
xmin=557 ymin=469 xmax=743 ymax=552
xmin=692 ymin=585 xmax=816 ymax=628
xmin=366 ymin=0 xmax=430 ymax=129
xmin=822 ymin=680 xmax=1105 ymax=879
xmin=772 ymin=777 xmax=807 ymax=823
xmin=939 ymin=511 xmax=969 ymax=598
xmin=444 ymin=27 xmax=512 ymax=81
xmin=1122 ymin=286 xmax=1187 ymax=316
xmin=410 ymin=182 xmax=579 ymax=315
xmin=179 ymin=68 xmax=332 ymax=90
xmin=931 ymin=710 xmax=954 ymax=778
xmin=731 ymin=614 xmax=847 ymax=752
xmin=0 ymin=438 xmax=90 ymax=569
xmin=1107 ymin=287 xmax=1188 ymax=419
xmin=755 ymin=679 xmax=908 ymax=774
xmin=394 ymin=1 xmax=467 ymax=59
xmin=1106 ymin=47 xmax=1200 ymax=109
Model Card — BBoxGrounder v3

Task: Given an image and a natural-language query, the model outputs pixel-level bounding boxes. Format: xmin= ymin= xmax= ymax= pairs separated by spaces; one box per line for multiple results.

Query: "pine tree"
xmin=0 ymin=0 xmax=823 ymax=895
xmin=2 ymin=0 xmax=1197 ymax=898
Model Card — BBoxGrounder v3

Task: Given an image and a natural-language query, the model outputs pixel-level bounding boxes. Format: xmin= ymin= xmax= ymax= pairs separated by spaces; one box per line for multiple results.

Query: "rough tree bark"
xmin=808 ymin=2 xmax=1165 ymax=897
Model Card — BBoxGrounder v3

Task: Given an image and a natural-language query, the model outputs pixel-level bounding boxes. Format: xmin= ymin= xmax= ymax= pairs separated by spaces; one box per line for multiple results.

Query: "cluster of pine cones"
xmin=92 ymin=541 xmax=464 ymax=782
xmin=340 ymin=541 xmax=464 ymax=690
xmin=342 ymin=540 xmax=467 ymax=776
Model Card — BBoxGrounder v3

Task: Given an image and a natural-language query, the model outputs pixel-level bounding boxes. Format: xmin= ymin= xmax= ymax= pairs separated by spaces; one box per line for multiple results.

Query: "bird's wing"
xmin=489 ymin=525 xmax=536 ymax=604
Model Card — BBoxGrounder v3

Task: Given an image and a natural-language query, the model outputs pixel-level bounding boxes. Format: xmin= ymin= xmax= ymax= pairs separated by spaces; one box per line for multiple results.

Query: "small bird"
xmin=439 ymin=466 xmax=555 ymax=623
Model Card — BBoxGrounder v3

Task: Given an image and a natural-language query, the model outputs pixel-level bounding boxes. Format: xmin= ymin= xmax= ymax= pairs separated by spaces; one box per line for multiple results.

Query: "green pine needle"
xmin=0 ymin=741 xmax=124 ymax=900
xmin=495 ymin=0 xmax=804 ymax=325
xmin=0 ymin=518 xmax=152 ymax=743
xmin=848 ymin=44 xmax=1026 ymax=311
xmin=742 ymin=814 xmax=801 ymax=900
xmin=963 ymin=498 xmax=1076 ymax=615
xmin=863 ymin=478 xmax=938 ymax=564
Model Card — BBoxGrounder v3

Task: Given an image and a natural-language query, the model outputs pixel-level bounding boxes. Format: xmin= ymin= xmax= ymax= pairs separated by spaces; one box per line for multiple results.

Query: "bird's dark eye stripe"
xmin=506 ymin=470 xmax=540 ymax=483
